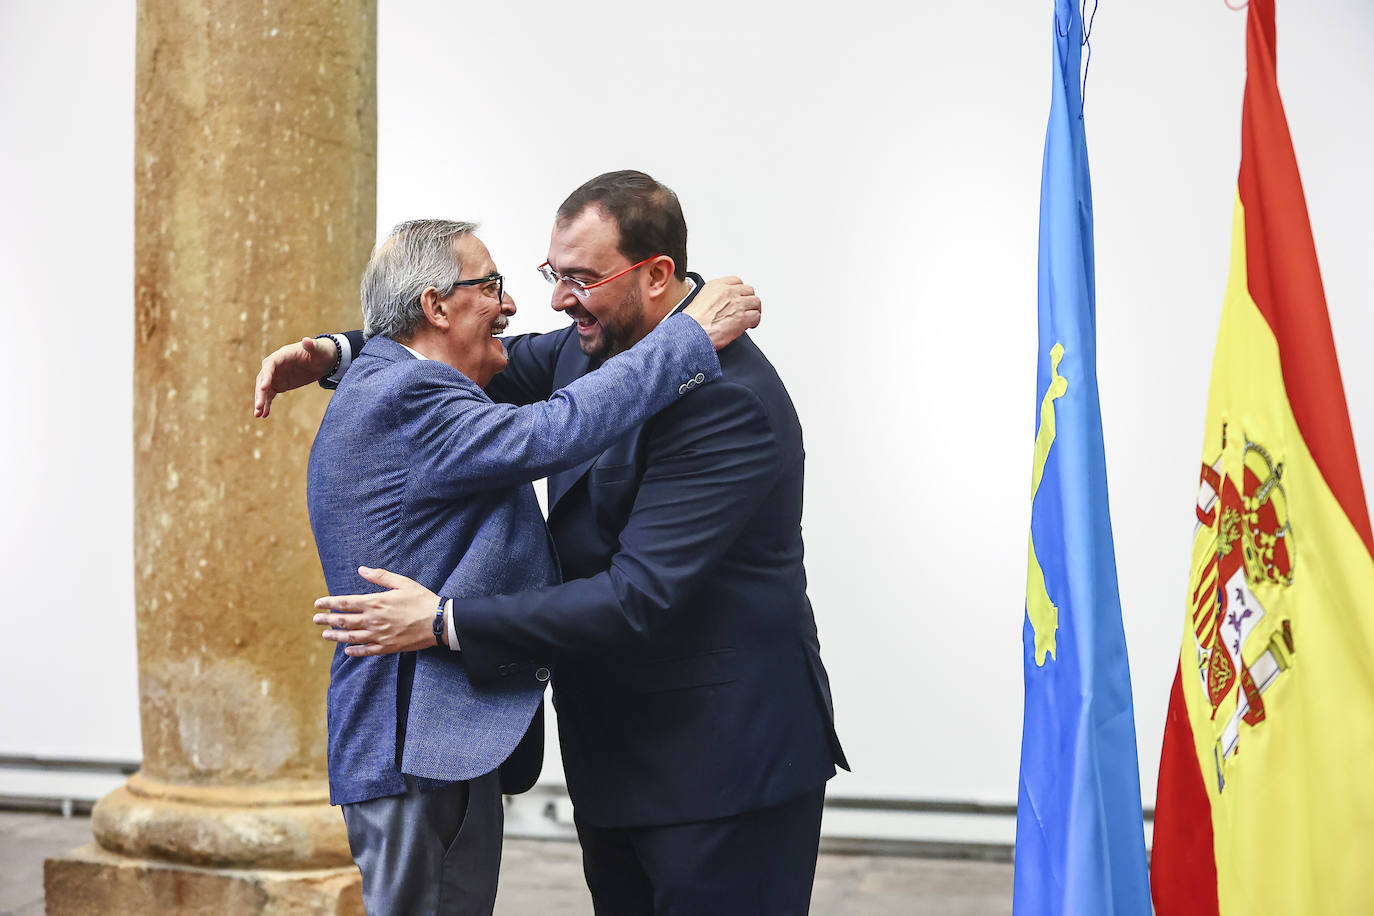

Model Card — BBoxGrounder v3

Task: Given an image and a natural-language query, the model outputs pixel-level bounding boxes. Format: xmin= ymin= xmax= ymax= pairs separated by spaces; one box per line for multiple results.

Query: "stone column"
xmin=46 ymin=0 xmax=376 ymax=911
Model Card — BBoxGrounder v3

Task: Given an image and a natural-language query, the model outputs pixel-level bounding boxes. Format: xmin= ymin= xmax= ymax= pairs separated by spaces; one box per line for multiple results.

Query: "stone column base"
xmin=44 ymin=844 xmax=363 ymax=915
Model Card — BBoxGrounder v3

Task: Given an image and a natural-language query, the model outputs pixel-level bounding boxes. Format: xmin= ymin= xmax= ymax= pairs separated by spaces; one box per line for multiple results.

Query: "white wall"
xmin=2 ymin=0 xmax=1371 ymax=810
xmin=1 ymin=0 xmax=139 ymax=761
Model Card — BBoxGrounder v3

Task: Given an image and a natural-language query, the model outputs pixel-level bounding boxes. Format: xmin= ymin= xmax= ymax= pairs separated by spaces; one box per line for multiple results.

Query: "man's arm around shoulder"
xmin=450 ymin=380 xmax=780 ymax=681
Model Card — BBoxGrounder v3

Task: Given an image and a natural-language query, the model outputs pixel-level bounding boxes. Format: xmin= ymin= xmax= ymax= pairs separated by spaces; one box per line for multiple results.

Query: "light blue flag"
xmin=1014 ymin=3 xmax=1152 ymax=914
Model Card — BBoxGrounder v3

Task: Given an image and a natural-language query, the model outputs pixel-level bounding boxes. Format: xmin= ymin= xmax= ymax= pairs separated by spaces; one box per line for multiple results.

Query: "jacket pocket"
xmin=590 ymin=462 xmax=636 ymax=484
xmin=627 ymin=648 xmax=737 ymax=695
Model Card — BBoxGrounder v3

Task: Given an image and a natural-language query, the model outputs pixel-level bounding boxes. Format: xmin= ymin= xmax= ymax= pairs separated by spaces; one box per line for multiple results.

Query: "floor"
xmin=3 ymin=811 xmax=1014 ymax=915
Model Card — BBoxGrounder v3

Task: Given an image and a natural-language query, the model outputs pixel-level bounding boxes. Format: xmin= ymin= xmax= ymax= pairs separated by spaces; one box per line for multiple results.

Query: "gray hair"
xmin=360 ymin=219 xmax=479 ymax=340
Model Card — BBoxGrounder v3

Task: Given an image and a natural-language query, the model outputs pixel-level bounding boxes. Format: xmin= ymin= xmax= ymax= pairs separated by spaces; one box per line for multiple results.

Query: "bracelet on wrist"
xmin=315 ymin=334 xmax=343 ymax=382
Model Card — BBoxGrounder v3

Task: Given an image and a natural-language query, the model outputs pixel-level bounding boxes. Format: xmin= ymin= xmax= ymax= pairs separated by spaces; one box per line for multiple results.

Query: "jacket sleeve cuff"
xmin=659 ymin=313 xmax=723 ymax=385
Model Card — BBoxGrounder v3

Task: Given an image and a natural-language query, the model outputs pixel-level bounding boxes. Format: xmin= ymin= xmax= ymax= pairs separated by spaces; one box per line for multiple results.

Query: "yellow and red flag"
xmin=1151 ymin=1 xmax=1374 ymax=913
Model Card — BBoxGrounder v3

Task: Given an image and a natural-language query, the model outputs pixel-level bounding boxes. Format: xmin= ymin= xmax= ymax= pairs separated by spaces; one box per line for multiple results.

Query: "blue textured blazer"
xmin=448 ymin=275 xmax=848 ymax=828
xmin=307 ymin=318 xmax=719 ymax=806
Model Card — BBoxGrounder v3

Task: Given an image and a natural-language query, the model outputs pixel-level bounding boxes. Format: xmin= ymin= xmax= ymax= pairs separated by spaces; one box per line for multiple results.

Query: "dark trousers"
xmin=575 ymin=787 xmax=826 ymax=916
xmin=341 ymin=771 xmax=503 ymax=916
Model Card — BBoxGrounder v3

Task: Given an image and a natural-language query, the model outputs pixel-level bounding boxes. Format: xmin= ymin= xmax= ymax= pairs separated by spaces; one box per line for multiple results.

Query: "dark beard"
xmin=579 ymin=282 xmax=645 ymax=362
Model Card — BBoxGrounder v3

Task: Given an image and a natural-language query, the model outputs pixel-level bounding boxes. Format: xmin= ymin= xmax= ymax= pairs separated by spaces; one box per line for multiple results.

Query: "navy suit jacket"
xmin=453 ymin=275 xmax=848 ymax=828
xmin=307 ymin=319 xmax=720 ymax=806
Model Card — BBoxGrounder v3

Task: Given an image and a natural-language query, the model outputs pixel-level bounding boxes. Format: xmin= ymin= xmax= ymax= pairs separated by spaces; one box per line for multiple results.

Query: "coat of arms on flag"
xmin=1189 ymin=423 xmax=1297 ymax=791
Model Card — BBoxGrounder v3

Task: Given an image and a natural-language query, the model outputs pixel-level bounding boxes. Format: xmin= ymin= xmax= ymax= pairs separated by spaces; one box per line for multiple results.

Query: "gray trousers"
xmin=341 ymin=771 xmax=504 ymax=916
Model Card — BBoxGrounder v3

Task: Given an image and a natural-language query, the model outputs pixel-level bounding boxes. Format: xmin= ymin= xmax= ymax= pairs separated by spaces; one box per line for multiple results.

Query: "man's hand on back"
xmin=253 ymin=335 xmax=339 ymax=417
xmin=683 ymin=277 xmax=761 ymax=351
xmin=313 ymin=566 xmax=445 ymax=656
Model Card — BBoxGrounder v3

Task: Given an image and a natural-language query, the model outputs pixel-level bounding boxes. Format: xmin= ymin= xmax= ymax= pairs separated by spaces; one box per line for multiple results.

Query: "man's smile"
xmin=567 ymin=308 xmax=599 ymax=335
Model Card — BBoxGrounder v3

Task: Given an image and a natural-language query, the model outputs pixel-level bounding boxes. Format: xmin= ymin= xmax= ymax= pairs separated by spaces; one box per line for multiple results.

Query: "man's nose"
xmin=501 ymin=292 xmax=517 ymax=316
xmin=550 ymin=285 xmax=579 ymax=312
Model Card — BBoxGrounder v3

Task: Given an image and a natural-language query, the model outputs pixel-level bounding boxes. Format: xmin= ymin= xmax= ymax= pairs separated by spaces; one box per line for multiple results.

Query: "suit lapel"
xmin=546 ymin=273 xmax=705 ymax=512
xmin=546 ymin=340 xmax=597 ymax=509
xmin=548 ymin=451 xmax=598 ymax=510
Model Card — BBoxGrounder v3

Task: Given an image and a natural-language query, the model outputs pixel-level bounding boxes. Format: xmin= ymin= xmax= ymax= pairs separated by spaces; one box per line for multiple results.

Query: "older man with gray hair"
xmin=300 ymin=218 xmax=757 ymax=914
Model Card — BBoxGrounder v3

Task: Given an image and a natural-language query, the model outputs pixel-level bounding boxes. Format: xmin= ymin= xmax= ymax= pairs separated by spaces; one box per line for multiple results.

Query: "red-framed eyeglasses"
xmin=536 ymin=255 xmax=660 ymax=302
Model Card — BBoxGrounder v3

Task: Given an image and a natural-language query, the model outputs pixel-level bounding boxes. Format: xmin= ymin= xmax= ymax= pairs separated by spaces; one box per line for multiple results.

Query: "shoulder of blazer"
xmin=644 ymin=376 xmax=777 ymax=455
xmin=339 ymin=349 xmax=489 ymax=435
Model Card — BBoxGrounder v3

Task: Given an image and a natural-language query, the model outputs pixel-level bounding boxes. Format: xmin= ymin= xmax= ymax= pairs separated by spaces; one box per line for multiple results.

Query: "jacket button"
xmin=497 ymin=664 xmax=508 ymax=676
xmin=535 ymin=667 xmax=550 ymax=682
xmin=694 ymin=372 xmax=705 ymax=383
xmin=678 ymin=384 xmax=687 ymax=395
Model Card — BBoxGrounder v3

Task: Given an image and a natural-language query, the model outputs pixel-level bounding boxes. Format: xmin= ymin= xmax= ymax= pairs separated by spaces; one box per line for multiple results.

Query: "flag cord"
xmin=1052 ymin=0 xmax=1099 ymax=118
xmin=1080 ymin=0 xmax=1099 ymax=120
xmin=1224 ymin=0 xmax=1249 ymax=10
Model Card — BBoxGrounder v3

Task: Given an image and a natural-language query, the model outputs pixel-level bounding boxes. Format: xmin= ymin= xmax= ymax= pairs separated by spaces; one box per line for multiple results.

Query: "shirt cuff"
xmin=325 ymin=332 xmax=353 ymax=386
xmin=444 ymin=597 xmax=460 ymax=651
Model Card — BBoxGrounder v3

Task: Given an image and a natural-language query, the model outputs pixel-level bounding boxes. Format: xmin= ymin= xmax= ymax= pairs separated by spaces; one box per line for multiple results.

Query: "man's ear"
xmin=643 ymin=255 xmax=676 ymax=297
xmin=419 ymin=287 xmax=450 ymax=330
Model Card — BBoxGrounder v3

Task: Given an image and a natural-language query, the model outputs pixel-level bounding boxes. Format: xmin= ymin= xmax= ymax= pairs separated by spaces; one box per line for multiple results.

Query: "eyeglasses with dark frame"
xmin=445 ymin=273 xmax=504 ymax=303
xmin=536 ymin=255 xmax=659 ymax=302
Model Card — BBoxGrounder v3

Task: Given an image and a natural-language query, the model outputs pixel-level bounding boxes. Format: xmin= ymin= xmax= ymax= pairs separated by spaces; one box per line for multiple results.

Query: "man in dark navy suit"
xmin=267 ymin=172 xmax=846 ymax=914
